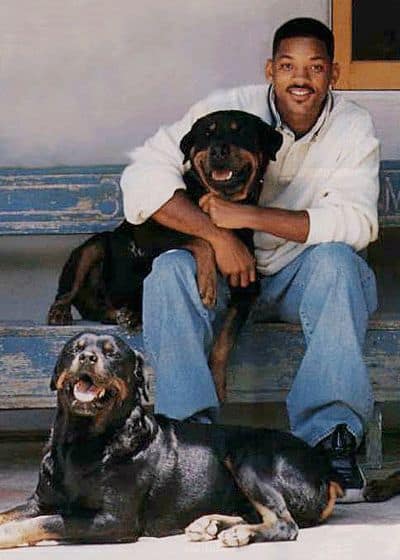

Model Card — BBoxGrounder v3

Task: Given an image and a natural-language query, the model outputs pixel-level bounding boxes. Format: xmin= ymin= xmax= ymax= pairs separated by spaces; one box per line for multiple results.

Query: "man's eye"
xmin=279 ymin=63 xmax=293 ymax=71
xmin=310 ymin=64 xmax=324 ymax=73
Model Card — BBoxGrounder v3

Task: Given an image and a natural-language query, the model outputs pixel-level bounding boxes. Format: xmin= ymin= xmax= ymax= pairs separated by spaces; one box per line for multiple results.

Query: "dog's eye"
xmin=103 ymin=345 xmax=116 ymax=357
xmin=205 ymin=123 xmax=217 ymax=136
xmin=76 ymin=340 xmax=86 ymax=351
xmin=230 ymin=122 xmax=239 ymax=131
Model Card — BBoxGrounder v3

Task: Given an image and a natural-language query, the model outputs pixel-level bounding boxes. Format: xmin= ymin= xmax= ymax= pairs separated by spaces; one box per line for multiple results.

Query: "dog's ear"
xmin=259 ymin=122 xmax=283 ymax=161
xmin=179 ymin=128 xmax=195 ymax=165
xmin=50 ymin=355 xmax=63 ymax=391
xmin=132 ymin=351 xmax=149 ymax=403
xmin=50 ymin=338 xmax=73 ymax=391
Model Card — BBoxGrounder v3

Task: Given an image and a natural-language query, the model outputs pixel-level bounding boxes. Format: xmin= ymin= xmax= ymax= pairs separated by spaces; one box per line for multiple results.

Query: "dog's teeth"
xmin=98 ymin=389 xmax=106 ymax=399
xmin=211 ymin=170 xmax=233 ymax=181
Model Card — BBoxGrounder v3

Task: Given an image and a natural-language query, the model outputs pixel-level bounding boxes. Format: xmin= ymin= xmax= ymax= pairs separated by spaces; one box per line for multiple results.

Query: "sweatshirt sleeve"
xmin=305 ymin=111 xmax=380 ymax=251
xmin=120 ymin=89 xmax=244 ymax=224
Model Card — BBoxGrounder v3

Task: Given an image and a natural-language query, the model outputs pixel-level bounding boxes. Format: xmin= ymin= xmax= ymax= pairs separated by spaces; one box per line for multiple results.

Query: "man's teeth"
xmin=290 ymin=89 xmax=312 ymax=96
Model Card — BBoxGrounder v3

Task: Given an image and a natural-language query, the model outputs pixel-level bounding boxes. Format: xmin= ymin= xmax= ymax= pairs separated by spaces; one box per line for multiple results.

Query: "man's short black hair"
xmin=272 ymin=18 xmax=334 ymax=61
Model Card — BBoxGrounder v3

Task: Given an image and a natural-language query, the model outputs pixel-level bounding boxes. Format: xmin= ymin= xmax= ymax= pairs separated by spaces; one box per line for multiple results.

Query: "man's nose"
xmin=292 ymin=65 xmax=311 ymax=81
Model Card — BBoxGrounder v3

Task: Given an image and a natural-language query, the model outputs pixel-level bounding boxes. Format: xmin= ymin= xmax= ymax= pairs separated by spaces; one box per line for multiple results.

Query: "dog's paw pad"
xmin=116 ymin=308 xmax=141 ymax=332
xmin=185 ymin=517 xmax=219 ymax=541
xmin=48 ymin=305 xmax=73 ymax=325
xmin=218 ymin=525 xmax=251 ymax=547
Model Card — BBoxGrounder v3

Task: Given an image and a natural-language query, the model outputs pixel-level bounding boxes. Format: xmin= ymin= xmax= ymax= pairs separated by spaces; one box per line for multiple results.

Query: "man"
xmin=120 ymin=18 xmax=380 ymax=502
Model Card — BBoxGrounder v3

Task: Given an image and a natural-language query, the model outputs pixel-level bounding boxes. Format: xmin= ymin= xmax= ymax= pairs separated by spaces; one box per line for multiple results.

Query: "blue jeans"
xmin=143 ymin=242 xmax=377 ymax=447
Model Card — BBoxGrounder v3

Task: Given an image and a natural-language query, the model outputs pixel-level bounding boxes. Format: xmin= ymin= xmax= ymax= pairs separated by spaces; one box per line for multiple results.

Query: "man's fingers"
xmin=199 ymin=193 xmax=213 ymax=212
xmin=249 ymin=263 xmax=257 ymax=283
xmin=229 ymin=273 xmax=240 ymax=288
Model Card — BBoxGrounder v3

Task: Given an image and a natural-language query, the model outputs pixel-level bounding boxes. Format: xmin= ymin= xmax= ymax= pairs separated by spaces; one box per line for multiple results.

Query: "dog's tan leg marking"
xmin=209 ymin=306 xmax=238 ymax=402
xmin=183 ymin=238 xmax=217 ymax=308
xmin=320 ymin=481 xmax=344 ymax=521
xmin=218 ymin=501 xmax=298 ymax=547
xmin=0 ymin=515 xmax=64 ymax=549
xmin=185 ymin=514 xmax=245 ymax=542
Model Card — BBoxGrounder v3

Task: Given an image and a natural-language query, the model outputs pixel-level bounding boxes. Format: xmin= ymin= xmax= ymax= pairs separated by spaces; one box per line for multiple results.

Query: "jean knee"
xmin=146 ymin=249 xmax=196 ymax=287
xmin=307 ymin=242 xmax=358 ymax=282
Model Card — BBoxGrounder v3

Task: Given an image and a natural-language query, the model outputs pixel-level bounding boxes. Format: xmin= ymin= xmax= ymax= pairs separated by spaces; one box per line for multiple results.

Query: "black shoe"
xmin=317 ymin=424 xmax=366 ymax=503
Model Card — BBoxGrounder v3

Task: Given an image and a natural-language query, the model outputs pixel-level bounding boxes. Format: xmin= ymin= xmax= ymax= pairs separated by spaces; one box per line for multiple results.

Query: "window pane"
xmin=352 ymin=0 xmax=400 ymax=60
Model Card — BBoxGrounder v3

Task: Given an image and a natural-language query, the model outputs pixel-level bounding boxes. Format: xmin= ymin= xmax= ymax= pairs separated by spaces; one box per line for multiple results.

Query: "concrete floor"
xmin=0 ymin=435 xmax=400 ymax=559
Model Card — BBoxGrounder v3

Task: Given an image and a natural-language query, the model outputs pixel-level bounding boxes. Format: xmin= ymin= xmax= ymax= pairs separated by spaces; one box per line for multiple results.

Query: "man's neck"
xmin=276 ymin=101 xmax=323 ymax=137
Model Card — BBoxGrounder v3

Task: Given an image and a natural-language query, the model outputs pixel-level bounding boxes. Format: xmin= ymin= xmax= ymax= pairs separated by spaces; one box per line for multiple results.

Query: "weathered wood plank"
xmin=0 ymin=162 xmax=398 ymax=234
xmin=379 ymin=161 xmax=400 ymax=227
xmin=0 ymin=166 xmax=124 ymax=234
xmin=1 ymin=320 xmax=400 ymax=410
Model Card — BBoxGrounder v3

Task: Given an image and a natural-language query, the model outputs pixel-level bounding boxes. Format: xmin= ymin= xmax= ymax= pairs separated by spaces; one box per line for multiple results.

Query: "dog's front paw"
xmin=48 ymin=303 xmax=73 ymax=325
xmin=218 ymin=525 xmax=252 ymax=547
xmin=115 ymin=308 xmax=142 ymax=332
xmin=185 ymin=516 xmax=220 ymax=542
xmin=197 ymin=269 xmax=217 ymax=308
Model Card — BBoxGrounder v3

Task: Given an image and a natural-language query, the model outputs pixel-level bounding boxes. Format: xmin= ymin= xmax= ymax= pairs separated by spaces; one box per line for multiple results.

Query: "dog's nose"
xmin=79 ymin=351 xmax=98 ymax=364
xmin=210 ymin=144 xmax=230 ymax=160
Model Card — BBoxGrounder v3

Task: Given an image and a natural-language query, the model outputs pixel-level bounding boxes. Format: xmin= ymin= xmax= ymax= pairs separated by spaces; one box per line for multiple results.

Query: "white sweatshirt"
xmin=120 ymin=84 xmax=380 ymax=275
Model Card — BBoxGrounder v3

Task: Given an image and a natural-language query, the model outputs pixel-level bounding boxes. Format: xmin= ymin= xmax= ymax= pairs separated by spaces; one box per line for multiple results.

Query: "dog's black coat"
xmin=48 ymin=110 xmax=283 ymax=329
xmin=0 ymin=333 xmax=341 ymax=548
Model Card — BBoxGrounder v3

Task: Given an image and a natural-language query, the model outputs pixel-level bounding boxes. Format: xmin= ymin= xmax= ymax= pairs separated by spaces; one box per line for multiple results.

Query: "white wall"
xmin=0 ymin=0 xmax=331 ymax=167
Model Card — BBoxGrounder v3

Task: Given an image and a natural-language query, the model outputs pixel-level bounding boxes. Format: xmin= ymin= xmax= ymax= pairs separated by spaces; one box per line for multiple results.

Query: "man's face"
xmin=265 ymin=36 xmax=339 ymax=124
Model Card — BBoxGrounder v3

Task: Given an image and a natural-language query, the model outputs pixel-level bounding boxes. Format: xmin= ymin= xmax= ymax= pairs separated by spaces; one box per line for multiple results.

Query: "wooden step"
xmin=1 ymin=317 xmax=399 ymax=410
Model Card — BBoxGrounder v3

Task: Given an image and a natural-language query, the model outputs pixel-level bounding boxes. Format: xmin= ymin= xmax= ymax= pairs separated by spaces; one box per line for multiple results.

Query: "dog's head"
xmin=180 ymin=110 xmax=282 ymax=201
xmin=50 ymin=332 xmax=146 ymax=422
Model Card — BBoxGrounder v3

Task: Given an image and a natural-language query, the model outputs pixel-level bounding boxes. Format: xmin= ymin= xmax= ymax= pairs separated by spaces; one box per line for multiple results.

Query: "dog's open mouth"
xmin=73 ymin=375 xmax=107 ymax=404
xmin=205 ymin=163 xmax=252 ymax=193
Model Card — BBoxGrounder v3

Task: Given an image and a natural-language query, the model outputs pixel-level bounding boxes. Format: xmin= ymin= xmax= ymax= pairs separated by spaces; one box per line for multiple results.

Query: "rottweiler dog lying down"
xmin=0 ymin=333 xmax=343 ymax=549
xmin=48 ymin=110 xmax=283 ymax=400
xmin=364 ymin=471 xmax=400 ymax=502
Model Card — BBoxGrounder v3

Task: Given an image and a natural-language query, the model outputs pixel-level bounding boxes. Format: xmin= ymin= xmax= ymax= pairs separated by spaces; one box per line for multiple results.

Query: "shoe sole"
xmin=336 ymin=469 xmax=367 ymax=503
xmin=336 ymin=487 xmax=366 ymax=503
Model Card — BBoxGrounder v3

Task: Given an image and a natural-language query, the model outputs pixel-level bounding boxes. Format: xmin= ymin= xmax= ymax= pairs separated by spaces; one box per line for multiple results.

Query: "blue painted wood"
xmin=0 ymin=166 xmax=124 ymax=234
xmin=379 ymin=161 xmax=400 ymax=226
xmin=1 ymin=319 xmax=400 ymax=409
xmin=0 ymin=162 xmax=399 ymax=234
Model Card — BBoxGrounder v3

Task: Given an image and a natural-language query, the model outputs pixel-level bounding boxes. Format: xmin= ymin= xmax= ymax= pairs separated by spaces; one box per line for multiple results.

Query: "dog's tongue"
xmin=73 ymin=379 xmax=103 ymax=403
xmin=211 ymin=169 xmax=233 ymax=182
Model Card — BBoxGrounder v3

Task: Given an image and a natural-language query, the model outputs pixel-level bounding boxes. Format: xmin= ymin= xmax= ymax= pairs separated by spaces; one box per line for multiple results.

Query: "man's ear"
xmin=260 ymin=122 xmax=283 ymax=161
xmin=330 ymin=62 xmax=340 ymax=89
xmin=265 ymin=59 xmax=274 ymax=83
xmin=179 ymin=128 xmax=194 ymax=164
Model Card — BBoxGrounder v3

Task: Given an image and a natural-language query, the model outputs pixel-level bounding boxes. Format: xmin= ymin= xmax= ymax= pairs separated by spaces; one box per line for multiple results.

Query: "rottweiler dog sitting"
xmin=48 ymin=110 xmax=283 ymax=400
xmin=0 ymin=333 xmax=343 ymax=549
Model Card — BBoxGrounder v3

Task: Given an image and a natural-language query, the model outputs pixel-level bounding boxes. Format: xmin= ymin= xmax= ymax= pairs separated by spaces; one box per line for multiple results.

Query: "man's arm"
xmin=153 ymin=190 xmax=256 ymax=287
xmin=199 ymin=195 xmax=310 ymax=242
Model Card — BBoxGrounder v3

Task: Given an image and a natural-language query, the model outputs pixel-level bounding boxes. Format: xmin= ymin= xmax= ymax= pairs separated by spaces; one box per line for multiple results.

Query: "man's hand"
xmin=210 ymin=229 xmax=256 ymax=288
xmin=199 ymin=193 xmax=248 ymax=230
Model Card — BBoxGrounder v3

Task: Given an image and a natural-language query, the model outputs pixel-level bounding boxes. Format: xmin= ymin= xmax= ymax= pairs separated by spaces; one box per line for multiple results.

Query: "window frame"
xmin=332 ymin=0 xmax=400 ymax=90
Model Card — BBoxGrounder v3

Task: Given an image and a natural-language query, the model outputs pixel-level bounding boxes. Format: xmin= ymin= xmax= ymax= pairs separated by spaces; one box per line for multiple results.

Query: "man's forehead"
xmin=274 ymin=36 xmax=330 ymax=60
